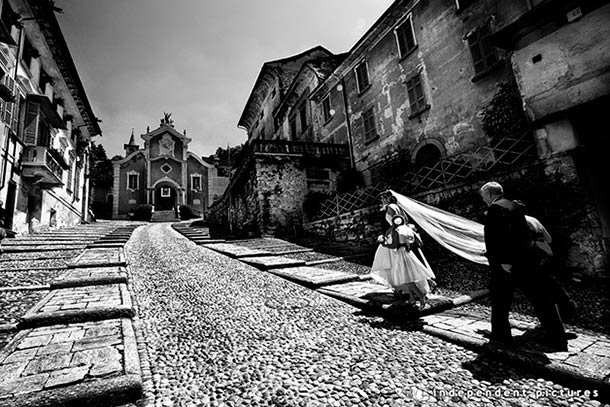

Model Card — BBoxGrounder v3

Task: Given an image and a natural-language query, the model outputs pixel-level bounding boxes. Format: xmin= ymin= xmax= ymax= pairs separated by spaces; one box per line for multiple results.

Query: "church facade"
xmin=112 ymin=115 xmax=217 ymax=219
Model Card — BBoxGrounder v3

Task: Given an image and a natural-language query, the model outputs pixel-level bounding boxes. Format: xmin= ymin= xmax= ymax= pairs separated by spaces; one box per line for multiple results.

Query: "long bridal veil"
xmin=389 ymin=190 xmax=490 ymax=266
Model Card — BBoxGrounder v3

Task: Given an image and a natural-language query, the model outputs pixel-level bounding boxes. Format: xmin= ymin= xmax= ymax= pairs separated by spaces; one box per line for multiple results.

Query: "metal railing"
xmin=311 ymin=130 xmax=537 ymax=221
xmin=23 ymin=146 xmax=64 ymax=182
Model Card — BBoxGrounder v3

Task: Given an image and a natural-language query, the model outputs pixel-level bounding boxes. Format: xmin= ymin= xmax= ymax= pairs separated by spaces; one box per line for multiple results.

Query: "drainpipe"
xmin=339 ymin=77 xmax=355 ymax=170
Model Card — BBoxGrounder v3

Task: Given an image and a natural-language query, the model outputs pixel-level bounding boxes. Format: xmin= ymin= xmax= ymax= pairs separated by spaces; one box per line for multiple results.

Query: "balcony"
xmin=21 ymin=146 xmax=64 ymax=188
xmin=252 ymin=139 xmax=349 ymax=158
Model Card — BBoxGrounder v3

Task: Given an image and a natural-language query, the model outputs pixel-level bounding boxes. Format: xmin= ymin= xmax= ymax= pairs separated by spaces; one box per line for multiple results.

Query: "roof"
xmin=237 ymin=45 xmax=334 ymax=130
xmin=310 ymin=0 xmax=411 ymax=100
xmin=29 ymin=1 xmax=102 ymax=137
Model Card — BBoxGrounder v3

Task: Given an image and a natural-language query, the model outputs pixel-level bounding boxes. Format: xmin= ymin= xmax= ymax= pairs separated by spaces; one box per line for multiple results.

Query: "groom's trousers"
xmin=490 ymin=264 xmax=566 ymax=341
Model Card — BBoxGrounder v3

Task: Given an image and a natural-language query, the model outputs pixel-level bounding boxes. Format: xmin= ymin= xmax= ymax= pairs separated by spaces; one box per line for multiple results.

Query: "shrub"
xmin=133 ymin=204 xmax=153 ymax=221
xmin=302 ymin=191 xmax=331 ymax=220
xmin=179 ymin=205 xmax=198 ymax=220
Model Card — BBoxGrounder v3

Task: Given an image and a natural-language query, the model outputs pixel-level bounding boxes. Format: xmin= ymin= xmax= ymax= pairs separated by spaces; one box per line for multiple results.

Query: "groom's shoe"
xmin=477 ymin=329 xmax=513 ymax=345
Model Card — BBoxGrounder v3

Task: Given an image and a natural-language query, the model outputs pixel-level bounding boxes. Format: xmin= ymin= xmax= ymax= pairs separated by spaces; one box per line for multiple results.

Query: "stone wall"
xmin=304 ymin=156 xmax=607 ymax=276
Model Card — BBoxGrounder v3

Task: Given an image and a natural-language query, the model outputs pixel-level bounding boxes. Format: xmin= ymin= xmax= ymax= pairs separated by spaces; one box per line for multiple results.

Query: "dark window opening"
xmin=322 ymin=95 xmax=332 ymax=122
xmin=396 ymin=17 xmax=416 ymax=57
xmin=355 ymin=61 xmax=370 ymax=93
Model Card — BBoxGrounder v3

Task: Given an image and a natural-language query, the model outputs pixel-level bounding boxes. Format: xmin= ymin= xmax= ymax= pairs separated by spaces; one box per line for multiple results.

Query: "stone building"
xmin=112 ymin=115 xmax=226 ymax=219
xmin=0 ymin=0 xmax=100 ymax=235
xmin=301 ymin=0 xmax=608 ymax=275
xmin=207 ymin=46 xmax=351 ymax=236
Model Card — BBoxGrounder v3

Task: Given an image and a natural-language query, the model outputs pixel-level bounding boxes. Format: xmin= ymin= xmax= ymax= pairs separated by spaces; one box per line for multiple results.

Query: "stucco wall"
xmin=510 ymin=4 xmax=610 ymax=121
xmin=116 ymin=152 xmax=147 ymax=215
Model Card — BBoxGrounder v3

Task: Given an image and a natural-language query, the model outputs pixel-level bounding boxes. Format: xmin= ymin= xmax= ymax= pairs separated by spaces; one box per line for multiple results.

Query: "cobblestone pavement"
xmin=128 ymin=224 xmax=606 ymax=407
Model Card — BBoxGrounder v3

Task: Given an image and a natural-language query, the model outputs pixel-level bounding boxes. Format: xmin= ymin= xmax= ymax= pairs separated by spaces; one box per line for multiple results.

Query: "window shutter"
xmin=23 ymin=101 xmax=40 ymax=145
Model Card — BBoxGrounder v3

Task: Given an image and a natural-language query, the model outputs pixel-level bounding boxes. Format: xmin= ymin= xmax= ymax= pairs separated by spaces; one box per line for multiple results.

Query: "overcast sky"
xmin=56 ymin=0 xmax=394 ymax=159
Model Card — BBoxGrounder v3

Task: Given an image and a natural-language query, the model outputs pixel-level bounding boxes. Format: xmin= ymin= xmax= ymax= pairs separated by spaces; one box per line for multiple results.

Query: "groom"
xmin=479 ymin=182 xmax=568 ymax=351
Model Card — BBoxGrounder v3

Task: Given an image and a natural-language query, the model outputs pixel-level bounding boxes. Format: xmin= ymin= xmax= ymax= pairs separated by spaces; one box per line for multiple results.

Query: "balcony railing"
xmin=252 ymin=139 xmax=349 ymax=157
xmin=21 ymin=146 xmax=64 ymax=187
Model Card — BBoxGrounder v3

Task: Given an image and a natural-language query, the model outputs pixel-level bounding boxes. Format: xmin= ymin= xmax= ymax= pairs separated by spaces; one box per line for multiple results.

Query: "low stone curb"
xmin=1 ymin=245 xmax=87 ymax=253
xmin=267 ymin=266 xmax=360 ymax=288
xmin=240 ymin=256 xmax=307 ymax=271
xmin=18 ymin=283 xmax=133 ymax=329
xmin=51 ymin=276 xmax=128 ymax=289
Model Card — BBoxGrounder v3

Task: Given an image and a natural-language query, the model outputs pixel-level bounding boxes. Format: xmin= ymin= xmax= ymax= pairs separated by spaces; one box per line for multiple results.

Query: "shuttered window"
xmin=406 ymin=74 xmax=427 ymax=114
xmin=355 ymin=60 xmax=370 ymax=93
xmin=468 ymin=23 xmax=498 ymax=75
xmin=363 ymin=107 xmax=377 ymax=143
xmin=395 ymin=16 xmax=416 ymax=58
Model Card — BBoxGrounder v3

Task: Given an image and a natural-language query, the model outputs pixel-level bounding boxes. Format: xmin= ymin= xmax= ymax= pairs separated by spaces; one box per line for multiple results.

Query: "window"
xmin=21 ymin=37 xmax=39 ymax=71
xmin=363 ymin=107 xmax=377 ymax=142
xmin=66 ymin=157 xmax=74 ymax=193
xmin=260 ymin=126 xmax=265 ymax=140
xmin=289 ymin=117 xmax=297 ymax=140
xmin=354 ymin=60 xmax=370 ymax=93
xmin=160 ymin=163 xmax=172 ymax=174
xmin=161 ymin=187 xmax=171 ymax=197
xmin=299 ymin=104 xmax=308 ymax=130
xmin=306 ymin=168 xmax=331 ymax=191
xmin=468 ymin=23 xmax=499 ymax=76
xmin=191 ymin=174 xmax=202 ymax=191
xmin=322 ymin=95 xmax=332 ymax=122
xmin=395 ymin=15 xmax=417 ymax=58
xmin=406 ymin=73 xmax=427 ymax=114
xmin=271 ymin=88 xmax=276 ymax=98
xmin=127 ymin=172 xmax=139 ymax=190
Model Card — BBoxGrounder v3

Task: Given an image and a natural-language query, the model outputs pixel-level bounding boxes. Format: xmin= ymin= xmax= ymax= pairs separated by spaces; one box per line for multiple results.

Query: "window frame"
xmin=394 ymin=14 xmax=417 ymax=59
xmin=322 ymin=94 xmax=332 ymax=123
xmin=467 ymin=23 xmax=500 ymax=77
xmin=299 ymin=103 xmax=308 ymax=132
xmin=406 ymin=73 xmax=428 ymax=117
xmin=126 ymin=171 xmax=139 ymax=191
xmin=362 ymin=107 xmax=377 ymax=143
xmin=160 ymin=187 xmax=171 ymax=198
xmin=191 ymin=174 xmax=202 ymax=191
xmin=354 ymin=59 xmax=370 ymax=94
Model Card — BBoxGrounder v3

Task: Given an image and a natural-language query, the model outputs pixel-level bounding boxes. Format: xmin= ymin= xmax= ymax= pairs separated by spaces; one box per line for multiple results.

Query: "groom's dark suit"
xmin=483 ymin=198 xmax=566 ymax=346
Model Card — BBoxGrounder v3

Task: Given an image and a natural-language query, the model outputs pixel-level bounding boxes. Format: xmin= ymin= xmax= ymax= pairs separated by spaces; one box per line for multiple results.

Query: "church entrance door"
xmin=155 ymin=186 xmax=176 ymax=211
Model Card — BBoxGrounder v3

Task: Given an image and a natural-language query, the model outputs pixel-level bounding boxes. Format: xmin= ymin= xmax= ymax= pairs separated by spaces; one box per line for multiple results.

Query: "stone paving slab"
xmin=193 ymin=239 xmax=226 ymax=245
xmin=201 ymin=243 xmax=271 ymax=258
xmin=267 ymin=266 xmax=360 ymax=288
xmin=87 ymin=242 xmax=126 ymax=249
xmin=422 ymin=309 xmax=610 ymax=396
xmin=240 ymin=256 xmax=306 ymax=270
xmin=68 ymin=248 xmax=126 ymax=268
xmin=51 ymin=267 xmax=128 ymax=289
xmin=1 ymin=245 xmax=87 ymax=253
xmin=0 ymin=318 xmax=142 ymax=407
xmin=19 ymin=284 xmax=133 ymax=329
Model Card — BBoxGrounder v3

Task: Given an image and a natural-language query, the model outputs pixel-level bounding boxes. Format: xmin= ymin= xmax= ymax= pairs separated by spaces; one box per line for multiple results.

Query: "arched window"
xmin=414 ymin=144 xmax=442 ymax=168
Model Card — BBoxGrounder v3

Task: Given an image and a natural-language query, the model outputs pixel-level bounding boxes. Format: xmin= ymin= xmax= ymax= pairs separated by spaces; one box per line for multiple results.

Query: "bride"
xmin=371 ymin=192 xmax=436 ymax=308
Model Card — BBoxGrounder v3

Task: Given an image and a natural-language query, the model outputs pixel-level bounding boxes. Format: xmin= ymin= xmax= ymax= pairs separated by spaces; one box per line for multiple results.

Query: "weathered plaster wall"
xmin=336 ymin=0 xmax=512 ymax=185
xmin=510 ymin=4 xmax=610 ymax=121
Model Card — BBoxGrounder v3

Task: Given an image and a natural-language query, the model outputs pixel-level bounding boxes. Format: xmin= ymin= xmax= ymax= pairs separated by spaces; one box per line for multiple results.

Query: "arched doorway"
xmin=414 ymin=143 xmax=442 ymax=168
xmin=154 ymin=185 xmax=176 ymax=211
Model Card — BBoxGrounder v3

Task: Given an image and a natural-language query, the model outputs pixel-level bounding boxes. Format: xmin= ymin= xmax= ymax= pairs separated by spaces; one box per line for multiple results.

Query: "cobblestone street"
xmin=127 ymin=223 xmax=607 ymax=407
